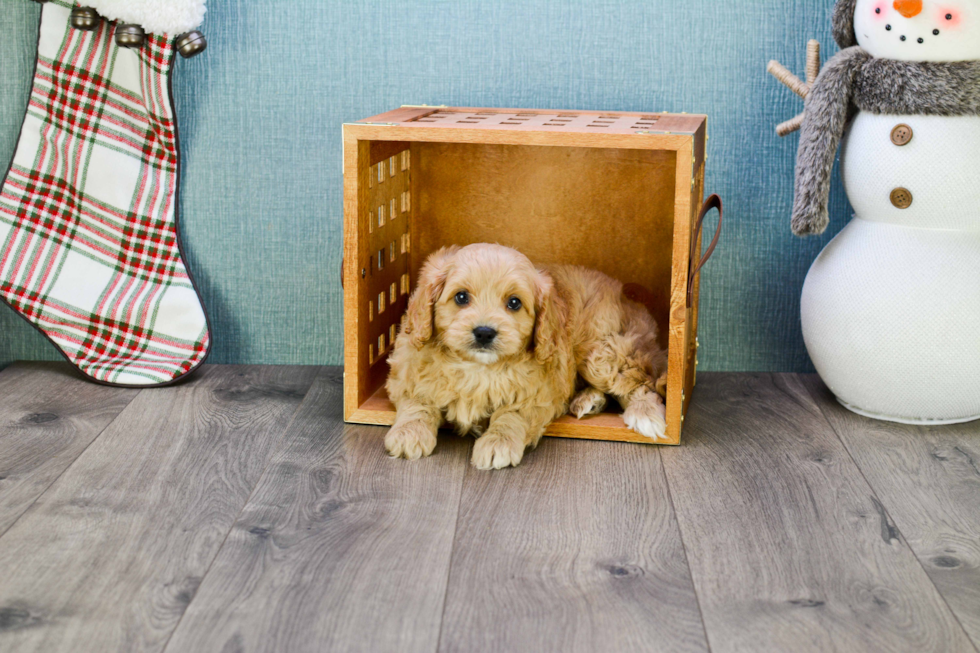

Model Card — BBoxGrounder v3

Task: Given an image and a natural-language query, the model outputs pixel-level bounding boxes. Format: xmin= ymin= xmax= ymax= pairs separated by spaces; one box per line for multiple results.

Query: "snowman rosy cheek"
xmin=936 ymin=7 xmax=962 ymax=28
xmin=872 ymin=1 xmax=890 ymax=18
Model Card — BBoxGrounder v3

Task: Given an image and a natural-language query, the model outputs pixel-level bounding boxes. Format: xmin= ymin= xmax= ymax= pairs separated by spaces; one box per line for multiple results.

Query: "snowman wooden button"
xmin=890 ymin=124 xmax=913 ymax=146
xmin=889 ymin=187 xmax=913 ymax=209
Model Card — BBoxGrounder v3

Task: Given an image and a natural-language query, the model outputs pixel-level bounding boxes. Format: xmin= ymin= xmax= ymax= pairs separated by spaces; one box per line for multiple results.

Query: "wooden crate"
xmin=342 ymin=106 xmax=715 ymax=445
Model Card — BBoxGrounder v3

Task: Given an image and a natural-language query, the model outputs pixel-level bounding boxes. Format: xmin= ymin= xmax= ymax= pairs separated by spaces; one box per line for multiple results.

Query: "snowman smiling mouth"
xmin=883 ymin=22 xmax=942 ymax=43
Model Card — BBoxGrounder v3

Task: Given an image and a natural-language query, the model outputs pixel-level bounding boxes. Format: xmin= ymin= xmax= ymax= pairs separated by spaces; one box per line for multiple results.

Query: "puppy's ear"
xmin=403 ymin=246 xmax=458 ymax=349
xmin=533 ymin=269 xmax=568 ymax=364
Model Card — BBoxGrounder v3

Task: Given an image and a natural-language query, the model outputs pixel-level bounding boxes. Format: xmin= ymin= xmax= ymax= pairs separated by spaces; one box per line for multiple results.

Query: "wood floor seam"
xmin=434 ymin=443 xmax=473 ymax=653
xmin=658 ymin=449 xmax=714 ymax=653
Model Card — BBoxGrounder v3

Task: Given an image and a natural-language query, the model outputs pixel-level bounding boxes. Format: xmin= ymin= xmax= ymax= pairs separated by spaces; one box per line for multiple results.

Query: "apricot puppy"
xmin=385 ymin=244 xmax=668 ymax=470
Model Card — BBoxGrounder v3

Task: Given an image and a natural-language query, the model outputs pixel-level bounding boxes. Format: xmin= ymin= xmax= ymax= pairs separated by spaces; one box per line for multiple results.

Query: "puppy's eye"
xmin=506 ymin=296 xmax=522 ymax=311
xmin=454 ymin=291 xmax=470 ymax=306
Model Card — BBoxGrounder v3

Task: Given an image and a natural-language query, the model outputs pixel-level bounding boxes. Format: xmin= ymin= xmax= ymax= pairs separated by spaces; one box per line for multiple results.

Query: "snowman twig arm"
xmin=806 ymin=39 xmax=822 ymax=85
xmin=768 ymin=40 xmax=821 ymax=136
xmin=791 ymin=46 xmax=870 ymax=236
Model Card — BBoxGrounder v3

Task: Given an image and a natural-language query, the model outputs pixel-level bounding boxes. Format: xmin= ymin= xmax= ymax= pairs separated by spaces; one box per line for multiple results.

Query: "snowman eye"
xmin=876 ymin=7 xmax=881 ymax=12
xmin=946 ymin=13 xmax=953 ymax=19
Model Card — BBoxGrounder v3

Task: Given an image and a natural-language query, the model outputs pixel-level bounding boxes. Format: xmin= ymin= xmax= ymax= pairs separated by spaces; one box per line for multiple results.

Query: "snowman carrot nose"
xmin=893 ymin=0 xmax=923 ymax=18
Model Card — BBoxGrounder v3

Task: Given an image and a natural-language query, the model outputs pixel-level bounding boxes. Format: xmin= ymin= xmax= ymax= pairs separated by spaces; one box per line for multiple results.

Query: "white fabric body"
xmin=802 ymin=0 xmax=980 ymax=423
xmin=802 ymin=113 xmax=980 ymax=423
xmin=84 ymin=0 xmax=206 ymax=35
xmin=841 ymin=113 xmax=980 ymax=230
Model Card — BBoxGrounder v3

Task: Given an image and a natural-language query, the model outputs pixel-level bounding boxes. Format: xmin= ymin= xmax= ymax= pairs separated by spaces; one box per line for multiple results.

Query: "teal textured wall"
xmin=0 ymin=0 xmax=852 ymax=372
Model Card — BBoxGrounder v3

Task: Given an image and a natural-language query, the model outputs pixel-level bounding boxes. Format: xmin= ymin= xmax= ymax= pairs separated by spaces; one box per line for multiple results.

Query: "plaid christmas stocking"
xmin=0 ymin=0 xmax=210 ymax=386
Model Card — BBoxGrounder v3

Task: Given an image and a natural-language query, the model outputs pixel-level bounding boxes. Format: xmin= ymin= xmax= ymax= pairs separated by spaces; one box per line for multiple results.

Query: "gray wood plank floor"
xmin=0 ymin=363 xmax=977 ymax=653
xmin=440 ymin=438 xmax=708 ymax=653
xmin=661 ymin=374 xmax=974 ymax=653
xmin=0 ymin=362 xmax=137 ymax=536
xmin=165 ymin=368 xmax=471 ymax=653
xmin=803 ymin=376 xmax=980 ymax=646
xmin=0 ymin=365 xmax=317 ymax=652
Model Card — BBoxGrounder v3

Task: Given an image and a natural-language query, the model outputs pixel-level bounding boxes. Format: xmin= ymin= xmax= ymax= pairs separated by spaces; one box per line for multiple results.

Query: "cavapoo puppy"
xmin=385 ymin=243 xmax=668 ymax=470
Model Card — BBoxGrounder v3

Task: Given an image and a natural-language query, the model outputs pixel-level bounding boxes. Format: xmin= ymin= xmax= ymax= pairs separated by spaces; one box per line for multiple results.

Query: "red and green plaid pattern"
xmin=0 ymin=1 xmax=209 ymax=386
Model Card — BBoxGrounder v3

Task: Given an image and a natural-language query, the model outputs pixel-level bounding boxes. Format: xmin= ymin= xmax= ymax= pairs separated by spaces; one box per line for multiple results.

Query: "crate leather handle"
xmin=687 ymin=194 xmax=723 ymax=308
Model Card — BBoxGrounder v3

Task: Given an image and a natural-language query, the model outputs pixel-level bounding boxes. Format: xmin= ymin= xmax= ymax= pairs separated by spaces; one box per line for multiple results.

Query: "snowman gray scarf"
xmin=792 ymin=48 xmax=980 ymax=236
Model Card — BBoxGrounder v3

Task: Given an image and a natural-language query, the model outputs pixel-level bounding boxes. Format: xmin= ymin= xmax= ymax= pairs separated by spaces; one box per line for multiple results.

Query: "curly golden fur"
xmin=385 ymin=243 xmax=668 ymax=469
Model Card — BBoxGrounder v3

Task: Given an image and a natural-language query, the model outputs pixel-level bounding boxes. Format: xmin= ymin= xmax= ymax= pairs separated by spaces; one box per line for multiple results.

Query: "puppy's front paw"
xmin=385 ymin=420 xmax=437 ymax=460
xmin=623 ymin=391 xmax=667 ymax=441
xmin=471 ymin=433 xmax=526 ymax=470
xmin=570 ymin=387 xmax=607 ymax=419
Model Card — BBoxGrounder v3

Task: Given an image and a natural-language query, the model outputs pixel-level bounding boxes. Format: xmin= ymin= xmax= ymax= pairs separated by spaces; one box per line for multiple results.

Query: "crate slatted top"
xmin=356 ymin=106 xmax=705 ymax=137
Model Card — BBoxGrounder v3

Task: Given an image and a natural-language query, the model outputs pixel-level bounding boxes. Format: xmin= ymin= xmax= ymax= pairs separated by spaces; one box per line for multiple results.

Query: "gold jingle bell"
xmin=70 ymin=6 xmax=102 ymax=31
xmin=175 ymin=31 xmax=207 ymax=58
xmin=115 ymin=24 xmax=146 ymax=48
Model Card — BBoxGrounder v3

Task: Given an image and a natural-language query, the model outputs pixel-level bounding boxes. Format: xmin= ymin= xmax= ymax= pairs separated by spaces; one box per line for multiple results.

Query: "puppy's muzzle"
xmin=471 ymin=326 xmax=498 ymax=349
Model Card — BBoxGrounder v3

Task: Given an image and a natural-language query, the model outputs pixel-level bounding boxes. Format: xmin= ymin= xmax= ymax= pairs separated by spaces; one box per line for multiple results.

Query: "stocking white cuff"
xmin=80 ymin=0 xmax=206 ymax=35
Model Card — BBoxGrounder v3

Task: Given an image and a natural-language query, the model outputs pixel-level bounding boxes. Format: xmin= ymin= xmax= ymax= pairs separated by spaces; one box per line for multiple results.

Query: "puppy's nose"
xmin=472 ymin=326 xmax=498 ymax=347
xmin=893 ymin=0 xmax=922 ymax=18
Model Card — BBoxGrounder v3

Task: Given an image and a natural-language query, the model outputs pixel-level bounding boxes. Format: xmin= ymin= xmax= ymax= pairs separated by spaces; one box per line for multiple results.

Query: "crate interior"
xmin=356 ymin=140 xmax=678 ymax=430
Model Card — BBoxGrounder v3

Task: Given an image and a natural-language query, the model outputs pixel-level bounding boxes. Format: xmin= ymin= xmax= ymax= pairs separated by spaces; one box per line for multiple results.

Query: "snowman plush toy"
xmin=788 ymin=0 xmax=980 ymax=423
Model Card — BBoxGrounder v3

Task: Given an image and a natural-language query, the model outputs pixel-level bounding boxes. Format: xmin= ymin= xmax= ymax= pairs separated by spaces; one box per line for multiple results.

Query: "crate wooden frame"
xmin=343 ymin=106 xmax=709 ymax=445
